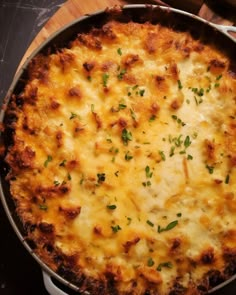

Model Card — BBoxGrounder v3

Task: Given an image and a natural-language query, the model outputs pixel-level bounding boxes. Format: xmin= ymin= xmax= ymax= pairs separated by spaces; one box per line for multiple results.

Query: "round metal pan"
xmin=0 ymin=4 xmax=236 ymax=295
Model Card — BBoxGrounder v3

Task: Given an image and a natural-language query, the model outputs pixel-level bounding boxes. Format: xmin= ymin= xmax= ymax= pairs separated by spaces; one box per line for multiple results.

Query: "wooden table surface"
xmin=19 ymin=0 xmax=235 ymax=69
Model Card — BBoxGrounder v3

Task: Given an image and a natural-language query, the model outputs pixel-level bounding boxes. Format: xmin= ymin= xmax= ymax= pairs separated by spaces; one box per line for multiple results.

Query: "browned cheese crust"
xmin=3 ymin=16 xmax=236 ymax=295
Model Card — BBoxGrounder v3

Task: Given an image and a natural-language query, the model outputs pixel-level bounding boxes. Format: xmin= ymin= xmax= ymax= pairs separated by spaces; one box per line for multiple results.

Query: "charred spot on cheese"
xmin=209 ymin=59 xmax=226 ymax=74
xmin=3 ymin=17 xmax=236 ymax=295
xmin=68 ymin=86 xmax=82 ymax=98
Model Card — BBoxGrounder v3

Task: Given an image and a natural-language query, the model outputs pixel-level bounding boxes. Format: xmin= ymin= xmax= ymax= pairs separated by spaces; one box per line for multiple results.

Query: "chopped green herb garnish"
xmin=158 ymin=220 xmax=178 ymax=233
xmin=121 ymin=128 xmax=133 ymax=146
xmin=206 ymin=164 xmax=214 ymax=174
xmin=102 ymin=73 xmax=109 ymax=87
xmin=177 ymin=79 xmax=183 ymax=89
xmin=147 ymin=258 xmax=155 ymax=267
xmin=139 ymin=89 xmax=145 ymax=96
xmin=146 ymin=220 xmax=154 ymax=227
xmin=107 ymin=204 xmax=117 ymax=210
xmin=187 ymin=154 xmax=193 ymax=160
xmin=159 ymin=150 xmax=166 ymax=161
xmin=111 ymin=224 xmax=122 ymax=233
xmin=59 ymin=159 xmax=67 ymax=167
xmin=118 ymin=103 xmax=127 ymax=110
xmin=125 ymin=151 xmax=133 ymax=161
xmin=225 ymin=174 xmax=230 ymax=184
xmin=54 ymin=180 xmax=60 ymax=186
xmin=39 ymin=204 xmax=48 ymax=211
xmin=69 ymin=112 xmax=78 ymax=120
xmin=184 ymin=135 xmax=191 ymax=149
xmin=44 ymin=155 xmax=52 ymax=167
xmin=216 ymin=74 xmax=222 ymax=81
xmin=149 ymin=115 xmax=156 ymax=122
xmin=97 ymin=173 xmax=106 ymax=183
xmin=145 ymin=166 xmax=153 ymax=178
xmin=169 ymin=146 xmax=175 ymax=157
xmin=114 ymin=170 xmax=119 ymax=177
xmin=67 ymin=173 xmax=72 ymax=181
xmin=177 ymin=212 xmax=182 ymax=217
xmin=117 ymin=68 xmax=127 ymax=80
xmin=156 ymin=262 xmax=173 ymax=271
xmin=117 ymin=48 xmax=122 ymax=55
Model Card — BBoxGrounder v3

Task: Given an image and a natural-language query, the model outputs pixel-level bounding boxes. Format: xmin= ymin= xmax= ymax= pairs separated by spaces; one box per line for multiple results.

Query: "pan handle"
xmin=42 ymin=271 xmax=69 ymax=295
xmin=210 ymin=23 xmax=236 ymax=39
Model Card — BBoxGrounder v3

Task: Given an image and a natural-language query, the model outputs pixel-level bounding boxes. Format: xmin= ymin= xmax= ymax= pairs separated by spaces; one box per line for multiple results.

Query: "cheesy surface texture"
xmin=4 ymin=17 xmax=236 ymax=295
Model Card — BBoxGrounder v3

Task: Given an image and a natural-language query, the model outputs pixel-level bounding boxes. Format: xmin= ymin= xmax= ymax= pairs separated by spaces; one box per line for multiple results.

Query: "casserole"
xmin=0 ymin=4 xmax=236 ymax=295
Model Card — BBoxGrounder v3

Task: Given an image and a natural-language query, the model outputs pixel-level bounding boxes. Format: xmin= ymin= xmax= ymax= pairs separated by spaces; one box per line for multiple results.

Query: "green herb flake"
xmin=145 ymin=166 xmax=153 ymax=178
xmin=59 ymin=159 xmax=67 ymax=167
xmin=147 ymin=258 xmax=155 ymax=267
xmin=176 ymin=212 xmax=182 ymax=217
xmin=111 ymin=224 xmax=122 ymax=233
xmin=117 ymin=48 xmax=122 ymax=56
xmin=117 ymin=69 xmax=127 ymax=80
xmin=169 ymin=146 xmax=175 ymax=157
xmin=125 ymin=151 xmax=133 ymax=161
xmin=97 ymin=173 xmax=106 ymax=183
xmin=159 ymin=150 xmax=166 ymax=161
xmin=146 ymin=220 xmax=154 ymax=227
xmin=118 ymin=103 xmax=127 ymax=110
xmin=139 ymin=89 xmax=145 ymax=96
xmin=44 ymin=155 xmax=52 ymax=167
xmin=225 ymin=174 xmax=230 ymax=184
xmin=67 ymin=173 xmax=72 ymax=181
xmin=187 ymin=154 xmax=193 ymax=160
xmin=54 ymin=180 xmax=60 ymax=186
xmin=177 ymin=80 xmax=183 ymax=90
xmin=156 ymin=262 xmax=173 ymax=271
xmin=39 ymin=204 xmax=48 ymax=211
xmin=69 ymin=112 xmax=78 ymax=120
xmin=107 ymin=204 xmax=117 ymax=210
xmin=206 ymin=164 xmax=214 ymax=174
xmin=216 ymin=74 xmax=222 ymax=81
xmin=102 ymin=73 xmax=109 ymax=87
xmin=184 ymin=135 xmax=191 ymax=149
xmin=158 ymin=220 xmax=178 ymax=233
xmin=149 ymin=115 xmax=156 ymax=122
xmin=121 ymin=128 xmax=133 ymax=146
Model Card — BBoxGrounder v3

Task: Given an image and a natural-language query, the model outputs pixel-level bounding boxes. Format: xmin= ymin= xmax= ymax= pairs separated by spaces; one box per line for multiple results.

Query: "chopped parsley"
xmin=102 ymin=73 xmax=109 ymax=87
xmin=69 ymin=112 xmax=78 ymax=120
xmin=146 ymin=220 xmax=154 ymax=227
xmin=39 ymin=204 xmax=48 ymax=211
xmin=125 ymin=151 xmax=133 ymax=161
xmin=111 ymin=224 xmax=122 ymax=233
xmin=117 ymin=68 xmax=127 ymax=80
xmin=177 ymin=79 xmax=183 ymax=90
xmin=145 ymin=166 xmax=153 ymax=178
xmin=97 ymin=173 xmax=106 ymax=183
xmin=107 ymin=204 xmax=117 ymax=210
xmin=159 ymin=150 xmax=166 ymax=161
xmin=156 ymin=262 xmax=173 ymax=271
xmin=158 ymin=220 xmax=178 ymax=233
xmin=59 ymin=159 xmax=67 ymax=167
xmin=206 ymin=164 xmax=214 ymax=174
xmin=121 ymin=128 xmax=133 ymax=146
xmin=147 ymin=258 xmax=155 ymax=267
xmin=44 ymin=155 xmax=52 ymax=167
xmin=225 ymin=174 xmax=230 ymax=184
xmin=117 ymin=48 xmax=122 ymax=56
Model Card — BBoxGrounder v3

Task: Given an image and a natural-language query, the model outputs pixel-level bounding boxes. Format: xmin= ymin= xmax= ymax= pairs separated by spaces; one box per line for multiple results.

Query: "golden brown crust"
xmin=3 ymin=14 xmax=236 ymax=295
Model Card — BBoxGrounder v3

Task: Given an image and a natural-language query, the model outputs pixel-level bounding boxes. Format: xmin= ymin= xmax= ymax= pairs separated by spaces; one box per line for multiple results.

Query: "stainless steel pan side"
xmin=0 ymin=4 xmax=236 ymax=294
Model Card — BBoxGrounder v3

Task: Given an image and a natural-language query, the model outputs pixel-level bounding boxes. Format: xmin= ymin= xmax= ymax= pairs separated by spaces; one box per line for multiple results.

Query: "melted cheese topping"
xmin=5 ymin=20 xmax=236 ymax=294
